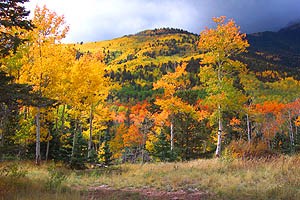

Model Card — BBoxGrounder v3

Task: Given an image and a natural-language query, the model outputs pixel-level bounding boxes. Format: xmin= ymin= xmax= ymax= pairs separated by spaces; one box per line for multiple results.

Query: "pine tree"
xmin=0 ymin=0 xmax=33 ymax=57
xmin=70 ymin=122 xmax=88 ymax=169
xmin=98 ymin=129 xmax=112 ymax=166
xmin=152 ymin=132 xmax=176 ymax=162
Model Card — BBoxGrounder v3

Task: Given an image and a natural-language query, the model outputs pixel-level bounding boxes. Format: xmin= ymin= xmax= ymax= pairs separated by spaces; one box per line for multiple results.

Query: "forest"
xmin=1 ymin=1 xmax=300 ymax=199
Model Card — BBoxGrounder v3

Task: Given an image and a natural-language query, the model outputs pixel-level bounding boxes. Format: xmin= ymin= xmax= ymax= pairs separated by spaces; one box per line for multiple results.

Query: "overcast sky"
xmin=25 ymin=0 xmax=300 ymax=43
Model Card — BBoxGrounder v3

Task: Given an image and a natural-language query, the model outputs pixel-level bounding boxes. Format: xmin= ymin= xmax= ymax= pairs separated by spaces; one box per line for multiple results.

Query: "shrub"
xmin=226 ymin=140 xmax=277 ymax=159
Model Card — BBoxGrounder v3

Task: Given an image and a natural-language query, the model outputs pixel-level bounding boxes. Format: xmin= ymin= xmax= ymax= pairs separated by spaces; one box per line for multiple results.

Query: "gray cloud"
xmin=26 ymin=0 xmax=300 ymax=43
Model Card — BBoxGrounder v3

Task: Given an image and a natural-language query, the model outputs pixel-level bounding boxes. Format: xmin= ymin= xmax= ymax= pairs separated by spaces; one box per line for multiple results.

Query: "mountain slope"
xmin=75 ymin=26 xmax=300 ymax=81
xmin=247 ymin=22 xmax=300 ymax=69
xmin=74 ymin=28 xmax=200 ymax=71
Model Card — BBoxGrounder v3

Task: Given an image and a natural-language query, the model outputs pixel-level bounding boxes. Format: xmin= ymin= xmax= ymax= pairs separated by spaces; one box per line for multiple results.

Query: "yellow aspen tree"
xmin=198 ymin=16 xmax=249 ymax=157
xmin=69 ymin=52 xmax=113 ymax=159
xmin=19 ymin=5 xmax=69 ymax=165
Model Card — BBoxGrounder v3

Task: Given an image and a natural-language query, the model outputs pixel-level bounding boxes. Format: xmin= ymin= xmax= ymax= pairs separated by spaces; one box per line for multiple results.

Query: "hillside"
xmin=248 ymin=22 xmax=300 ymax=59
xmin=245 ymin=22 xmax=300 ymax=79
xmin=74 ymin=26 xmax=300 ymax=81
xmin=72 ymin=28 xmax=203 ymax=102
xmin=74 ymin=28 xmax=200 ymax=71
xmin=71 ymin=26 xmax=300 ymax=103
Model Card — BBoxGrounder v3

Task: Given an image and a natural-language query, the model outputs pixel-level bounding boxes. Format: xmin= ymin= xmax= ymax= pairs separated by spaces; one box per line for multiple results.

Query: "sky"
xmin=25 ymin=0 xmax=300 ymax=43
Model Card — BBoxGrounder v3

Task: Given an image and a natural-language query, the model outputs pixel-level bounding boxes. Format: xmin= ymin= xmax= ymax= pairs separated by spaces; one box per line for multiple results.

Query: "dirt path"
xmin=85 ymin=185 xmax=211 ymax=200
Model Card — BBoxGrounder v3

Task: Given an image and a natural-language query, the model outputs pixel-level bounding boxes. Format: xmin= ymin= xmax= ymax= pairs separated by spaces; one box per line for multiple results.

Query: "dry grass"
xmin=71 ymin=156 xmax=300 ymax=199
xmin=0 ymin=161 xmax=81 ymax=200
xmin=1 ymin=156 xmax=300 ymax=199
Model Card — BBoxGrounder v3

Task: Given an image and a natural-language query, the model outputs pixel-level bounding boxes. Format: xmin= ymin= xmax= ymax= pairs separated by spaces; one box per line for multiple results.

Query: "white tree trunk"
xmin=36 ymin=107 xmax=41 ymax=165
xmin=246 ymin=114 xmax=251 ymax=143
xmin=288 ymin=111 xmax=295 ymax=150
xmin=215 ymin=108 xmax=222 ymax=157
xmin=0 ymin=133 xmax=3 ymax=147
xmin=88 ymin=105 xmax=93 ymax=158
xmin=203 ymin=141 xmax=207 ymax=153
xmin=170 ymin=122 xmax=174 ymax=151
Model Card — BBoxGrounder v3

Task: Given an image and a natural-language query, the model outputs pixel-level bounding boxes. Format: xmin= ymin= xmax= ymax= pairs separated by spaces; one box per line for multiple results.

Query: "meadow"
xmin=1 ymin=155 xmax=300 ymax=199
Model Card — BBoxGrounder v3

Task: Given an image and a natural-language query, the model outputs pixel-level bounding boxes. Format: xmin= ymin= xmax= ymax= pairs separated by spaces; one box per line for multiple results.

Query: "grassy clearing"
xmin=0 ymin=161 xmax=81 ymax=200
xmin=1 ymin=156 xmax=300 ymax=199
xmin=77 ymin=156 xmax=300 ymax=199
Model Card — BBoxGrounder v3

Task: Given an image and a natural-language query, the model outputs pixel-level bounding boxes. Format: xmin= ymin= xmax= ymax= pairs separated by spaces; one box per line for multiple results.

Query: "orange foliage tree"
xmin=153 ymin=63 xmax=205 ymax=151
xmin=198 ymin=16 xmax=249 ymax=157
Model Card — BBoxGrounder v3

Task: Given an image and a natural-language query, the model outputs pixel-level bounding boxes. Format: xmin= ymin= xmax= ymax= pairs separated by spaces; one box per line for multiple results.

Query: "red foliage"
xmin=254 ymin=101 xmax=286 ymax=115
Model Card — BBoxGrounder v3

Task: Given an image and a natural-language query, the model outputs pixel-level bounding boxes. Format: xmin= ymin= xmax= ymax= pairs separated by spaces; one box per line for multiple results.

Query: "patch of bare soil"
xmin=85 ymin=185 xmax=211 ymax=200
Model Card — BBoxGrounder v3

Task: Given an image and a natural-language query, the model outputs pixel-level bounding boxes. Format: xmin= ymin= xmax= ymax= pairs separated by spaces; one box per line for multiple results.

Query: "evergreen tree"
xmin=70 ymin=129 xmax=88 ymax=169
xmin=0 ymin=0 xmax=33 ymax=57
xmin=152 ymin=132 xmax=177 ymax=162
xmin=0 ymin=71 xmax=49 ymax=157
xmin=98 ymin=129 xmax=112 ymax=165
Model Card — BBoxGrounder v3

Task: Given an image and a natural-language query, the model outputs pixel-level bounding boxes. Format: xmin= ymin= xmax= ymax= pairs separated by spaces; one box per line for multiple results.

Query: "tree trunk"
xmin=46 ymin=140 xmax=50 ymax=162
xmin=71 ymin=120 xmax=78 ymax=160
xmin=288 ymin=111 xmax=295 ymax=152
xmin=246 ymin=114 xmax=251 ymax=143
xmin=35 ymin=107 xmax=41 ymax=165
xmin=216 ymin=60 xmax=223 ymax=157
xmin=55 ymin=108 xmax=58 ymax=133
xmin=141 ymin=137 xmax=145 ymax=164
xmin=170 ymin=122 xmax=174 ymax=151
xmin=203 ymin=141 xmax=207 ymax=153
xmin=45 ymin=130 xmax=50 ymax=162
xmin=0 ymin=134 xmax=3 ymax=147
xmin=0 ymin=120 xmax=3 ymax=148
xmin=71 ymin=133 xmax=77 ymax=160
xmin=60 ymin=104 xmax=65 ymax=136
xmin=141 ymin=127 xmax=147 ymax=164
xmin=215 ymin=106 xmax=222 ymax=157
xmin=88 ymin=104 xmax=93 ymax=158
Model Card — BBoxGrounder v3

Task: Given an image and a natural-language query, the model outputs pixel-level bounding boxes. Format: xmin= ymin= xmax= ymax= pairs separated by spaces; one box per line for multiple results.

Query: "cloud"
xmin=25 ymin=0 xmax=300 ymax=43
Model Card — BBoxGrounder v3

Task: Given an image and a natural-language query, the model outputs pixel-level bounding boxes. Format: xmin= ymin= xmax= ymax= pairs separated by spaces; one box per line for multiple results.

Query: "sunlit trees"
xmin=19 ymin=5 xmax=69 ymax=164
xmin=3 ymin=7 xmax=300 ymax=165
xmin=198 ymin=16 xmax=249 ymax=157
xmin=129 ymin=101 xmax=153 ymax=163
xmin=69 ymin=52 xmax=113 ymax=160
xmin=153 ymin=63 xmax=208 ymax=156
xmin=154 ymin=64 xmax=191 ymax=151
xmin=108 ymin=101 xmax=153 ymax=163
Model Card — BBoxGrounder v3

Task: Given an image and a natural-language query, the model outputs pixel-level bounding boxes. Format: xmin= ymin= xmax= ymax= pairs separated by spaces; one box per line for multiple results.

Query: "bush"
xmin=226 ymin=140 xmax=277 ymax=159
xmin=221 ymin=148 xmax=234 ymax=163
